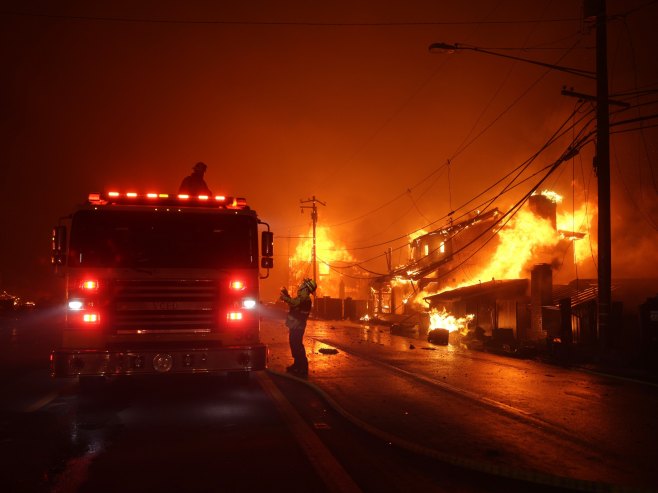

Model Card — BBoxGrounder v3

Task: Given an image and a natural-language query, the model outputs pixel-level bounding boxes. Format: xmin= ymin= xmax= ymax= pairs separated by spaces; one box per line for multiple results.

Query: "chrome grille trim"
xmin=112 ymin=279 xmax=217 ymax=331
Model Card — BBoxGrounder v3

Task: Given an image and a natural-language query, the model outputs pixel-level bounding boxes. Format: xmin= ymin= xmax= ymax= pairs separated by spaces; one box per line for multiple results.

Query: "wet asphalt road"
xmin=2 ymin=307 xmax=658 ymax=492
xmin=265 ymin=309 xmax=658 ymax=492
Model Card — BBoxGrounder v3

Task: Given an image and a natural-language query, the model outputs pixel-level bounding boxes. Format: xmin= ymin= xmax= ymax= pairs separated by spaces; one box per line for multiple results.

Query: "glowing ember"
xmin=429 ymin=307 xmax=474 ymax=334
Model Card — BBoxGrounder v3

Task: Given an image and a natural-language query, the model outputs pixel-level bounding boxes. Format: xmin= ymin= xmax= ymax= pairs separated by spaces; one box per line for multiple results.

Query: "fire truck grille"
xmin=112 ymin=279 xmax=218 ymax=332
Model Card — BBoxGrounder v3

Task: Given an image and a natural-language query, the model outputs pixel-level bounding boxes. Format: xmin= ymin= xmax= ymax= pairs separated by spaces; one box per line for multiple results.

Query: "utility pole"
xmin=300 ymin=196 xmax=326 ymax=283
xmin=560 ymin=0 xmax=613 ymax=354
xmin=595 ymin=0 xmax=612 ymax=355
xmin=429 ymin=0 xmax=613 ymax=355
xmin=586 ymin=0 xmax=612 ymax=353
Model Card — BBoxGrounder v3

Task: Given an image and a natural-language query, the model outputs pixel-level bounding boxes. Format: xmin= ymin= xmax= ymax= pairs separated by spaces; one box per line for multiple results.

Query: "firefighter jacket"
xmin=281 ymin=291 xmax=312 ymax=330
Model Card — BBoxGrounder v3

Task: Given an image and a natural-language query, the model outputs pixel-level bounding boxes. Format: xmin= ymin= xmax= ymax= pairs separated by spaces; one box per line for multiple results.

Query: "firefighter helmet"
xmin=193 ymin=161 xmax=207 ymax=172
xmin=300 ymin=278 xmax=317 ymax=293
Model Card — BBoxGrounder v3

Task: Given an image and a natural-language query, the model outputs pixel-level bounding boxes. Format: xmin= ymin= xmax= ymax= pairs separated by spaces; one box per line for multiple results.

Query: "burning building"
xmin=408 ymin=208 xmax=502 ymax=291
xmin=288 ymin=225 xmax=370 ymax=320
xmin=370 ymin=207 xmax=502 ymax=325
xmin=288 ymin=225 xmax=366 ymax=298
xmin=370 ymin=191 xmax=599 ymax=347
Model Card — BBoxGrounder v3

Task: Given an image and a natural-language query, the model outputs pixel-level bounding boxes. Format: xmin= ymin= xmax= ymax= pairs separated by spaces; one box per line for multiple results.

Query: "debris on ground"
xmin=409 ymin=344 xmax=416 ymax=350
xmin=319 ymin=348 xmax=339 ymax=355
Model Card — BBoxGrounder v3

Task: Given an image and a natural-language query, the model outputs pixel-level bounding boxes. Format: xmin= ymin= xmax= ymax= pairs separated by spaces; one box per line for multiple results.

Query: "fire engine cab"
xmin=50 ymin=191 xmax=274 ymax=386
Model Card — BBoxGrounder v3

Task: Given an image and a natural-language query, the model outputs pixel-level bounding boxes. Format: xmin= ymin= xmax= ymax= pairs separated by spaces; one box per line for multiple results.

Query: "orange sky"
xmin=1 ymin=1 xmax=657 ymax=301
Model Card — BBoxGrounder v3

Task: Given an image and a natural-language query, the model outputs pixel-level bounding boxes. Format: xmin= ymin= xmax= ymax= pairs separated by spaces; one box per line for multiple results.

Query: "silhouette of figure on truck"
xmin=179 ymin=162 xmax=212 ymax=196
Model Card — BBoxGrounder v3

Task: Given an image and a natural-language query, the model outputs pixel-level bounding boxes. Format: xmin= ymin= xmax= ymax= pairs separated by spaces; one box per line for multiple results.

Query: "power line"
xmin=327 ymin=118 xmax=596 ymax=275
xmin=0 ymin=11 xmax=583 ymax=26
xmin=394 ymin=141 xmax=588 ymax=283
xmin=330 ymin=35 xmax=590 ymax=235
xmin=616 ymin=0 xmax=658 ymax=17
xmin=340 ymin=101 xmax=593 ymax=254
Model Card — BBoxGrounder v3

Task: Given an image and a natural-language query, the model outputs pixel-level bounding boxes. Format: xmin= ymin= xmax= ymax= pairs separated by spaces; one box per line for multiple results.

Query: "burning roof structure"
xmin=376 ymin=208 xmax=501 ymax=287
xmin=368 ymin=191 xmax=599 ymax=337
xmin=374 ymin=191 xmax=594 ymax=301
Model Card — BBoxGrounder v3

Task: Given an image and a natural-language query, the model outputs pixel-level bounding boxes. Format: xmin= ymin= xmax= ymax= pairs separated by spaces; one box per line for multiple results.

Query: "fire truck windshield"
xmin=68 ymin=209 xmax=257 ymax=269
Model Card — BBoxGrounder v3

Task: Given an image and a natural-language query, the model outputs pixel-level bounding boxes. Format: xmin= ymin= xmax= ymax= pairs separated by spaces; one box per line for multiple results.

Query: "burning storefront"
xmin=426 ymin=270 xmax=657 ymax=364
xmin=422 ymin=265 xmax=599 ymax=354
xmin=424 ymin=278 xmax=531 ymax=347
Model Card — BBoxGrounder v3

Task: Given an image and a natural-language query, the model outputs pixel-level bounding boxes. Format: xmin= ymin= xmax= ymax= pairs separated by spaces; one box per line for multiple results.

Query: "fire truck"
xmin=50 ymin=190 xmax=274 ymax=387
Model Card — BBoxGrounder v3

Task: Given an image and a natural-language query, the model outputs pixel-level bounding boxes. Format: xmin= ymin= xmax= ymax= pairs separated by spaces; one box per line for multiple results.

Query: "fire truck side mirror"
xmin=260 ymin=230 xmax=273 ymax=277
xmin=51 ymin=226 xmax=67 ymax=268
xmin=261 ymin=231 xmax=274 ymax=258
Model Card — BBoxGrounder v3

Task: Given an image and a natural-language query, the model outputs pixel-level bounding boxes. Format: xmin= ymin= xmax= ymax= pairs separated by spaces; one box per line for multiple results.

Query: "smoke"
xmin=610 ymin=192 xmax=658 ymax=278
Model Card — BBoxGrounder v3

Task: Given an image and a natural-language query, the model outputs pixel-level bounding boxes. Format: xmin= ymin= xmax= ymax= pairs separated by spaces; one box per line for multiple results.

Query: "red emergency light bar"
xmin=87 ymin=191 xmax=248 ymax=209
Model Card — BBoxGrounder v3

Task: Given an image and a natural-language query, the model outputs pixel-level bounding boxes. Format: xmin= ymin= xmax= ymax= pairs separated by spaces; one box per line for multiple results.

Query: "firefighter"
xmin=178 ymin=162 xmax=213 ymax=196
xmin=280 ymin=278 xmax=317 ymax=376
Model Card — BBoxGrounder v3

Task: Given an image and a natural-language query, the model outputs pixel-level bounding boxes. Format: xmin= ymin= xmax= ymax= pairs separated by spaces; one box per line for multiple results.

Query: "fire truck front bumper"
xmin=50 ymin=344 xmax=267 ymax=377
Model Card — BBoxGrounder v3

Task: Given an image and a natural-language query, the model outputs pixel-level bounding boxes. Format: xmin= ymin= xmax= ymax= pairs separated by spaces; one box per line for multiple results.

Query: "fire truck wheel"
xmin=79 ymin=375 xmax=107 ymax=393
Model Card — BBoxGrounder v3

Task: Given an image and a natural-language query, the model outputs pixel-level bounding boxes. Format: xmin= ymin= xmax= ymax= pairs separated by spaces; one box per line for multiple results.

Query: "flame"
xmin=429 ymin=307 xmax=474 ymax=334
xmin=536 ymin=189 xmax=563 ymax=204
xmin=411 ymin=195 xmax=597 ymax=307
xmin=390 ymin=276 xmax=412 ymax=288
xmin=557 ymin=201 xmax=597 ymax=264
xmin=409 ymin=228 xmax=428 ymax=242
xmin=476 ymin=208 xmax=556 ymax=280
xmin=290 ymin=225 xmax=354 ymax=297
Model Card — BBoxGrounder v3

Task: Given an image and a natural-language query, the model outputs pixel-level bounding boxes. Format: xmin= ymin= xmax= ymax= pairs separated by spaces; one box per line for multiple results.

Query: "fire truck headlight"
xmin=242 ymin=299 xmax=257 ymax=310
xmin=68 ymin=300 xmax=83 ymax=311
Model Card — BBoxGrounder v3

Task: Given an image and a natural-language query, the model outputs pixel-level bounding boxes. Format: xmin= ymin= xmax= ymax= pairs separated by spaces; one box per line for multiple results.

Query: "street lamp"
xmin=428 ymin=42 xmax=596 ymax=80
xmin=429 ymin=1 xmax=612 ymax=352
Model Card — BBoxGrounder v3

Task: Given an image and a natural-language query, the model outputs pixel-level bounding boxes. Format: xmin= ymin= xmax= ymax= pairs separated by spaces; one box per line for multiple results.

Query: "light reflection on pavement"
xmin=261 ymin=316 xmax=658 ymax=491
